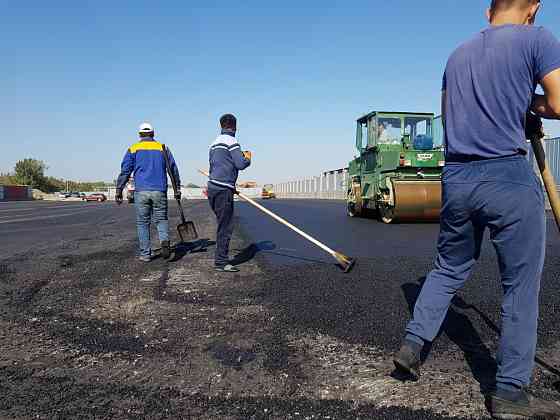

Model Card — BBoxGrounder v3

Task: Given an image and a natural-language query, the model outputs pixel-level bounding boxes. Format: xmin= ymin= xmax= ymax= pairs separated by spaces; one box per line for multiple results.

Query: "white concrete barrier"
xmin=275 ymin=168 xmax=348 ymax=200
xmin=104 ymin=186 xmax=263 ymax=201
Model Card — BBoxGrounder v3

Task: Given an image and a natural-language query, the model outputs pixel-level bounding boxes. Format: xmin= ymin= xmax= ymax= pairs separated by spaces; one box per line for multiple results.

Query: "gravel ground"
xmin=1 ymin=200 xmax=559 ymax=419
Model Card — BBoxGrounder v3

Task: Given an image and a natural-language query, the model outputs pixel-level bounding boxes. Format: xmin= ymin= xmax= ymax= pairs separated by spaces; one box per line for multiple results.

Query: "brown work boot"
xmin=487 ymin=389 xmax=560 ymax=419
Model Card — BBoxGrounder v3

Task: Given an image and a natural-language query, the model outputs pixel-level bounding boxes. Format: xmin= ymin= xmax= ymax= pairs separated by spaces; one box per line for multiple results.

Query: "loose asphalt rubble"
xmin=1 ymin=200 xmax=559 ymax=419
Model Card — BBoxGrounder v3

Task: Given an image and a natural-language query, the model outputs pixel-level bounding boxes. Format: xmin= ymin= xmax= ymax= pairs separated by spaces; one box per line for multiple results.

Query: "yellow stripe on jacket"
xmin=129 ymin=141 xmax=164 ymax=153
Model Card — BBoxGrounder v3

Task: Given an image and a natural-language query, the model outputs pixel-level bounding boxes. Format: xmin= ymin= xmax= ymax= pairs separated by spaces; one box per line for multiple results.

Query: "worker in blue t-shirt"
xmin=393 ymin=1 xmax=560 ymax=418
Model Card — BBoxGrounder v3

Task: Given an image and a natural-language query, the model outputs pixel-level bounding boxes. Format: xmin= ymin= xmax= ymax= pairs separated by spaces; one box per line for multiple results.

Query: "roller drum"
xmin=391 ymin=180 xmax=441 ymax=222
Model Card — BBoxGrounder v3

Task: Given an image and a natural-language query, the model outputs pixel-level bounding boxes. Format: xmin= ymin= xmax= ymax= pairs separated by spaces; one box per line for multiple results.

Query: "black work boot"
xmin=393 ymin=340 xmax=422 ymax=381
xmin=487 ymin=389 xmax=560 ymax=419
xmin=161 ymin=241 xmax=171 ymax=259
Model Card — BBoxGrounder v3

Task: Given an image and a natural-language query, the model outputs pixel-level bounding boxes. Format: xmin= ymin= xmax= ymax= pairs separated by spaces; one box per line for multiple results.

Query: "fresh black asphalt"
xmin=2 ymin=199 xmax=559 ymax=419
xmin=235 ymin=199 xmax=560 ymax=355
xmin=0 ymin=200 xmax=136 ymax=259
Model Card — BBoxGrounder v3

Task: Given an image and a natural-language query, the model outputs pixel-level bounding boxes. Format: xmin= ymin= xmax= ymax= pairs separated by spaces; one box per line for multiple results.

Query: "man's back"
xmin=129 ymin=139 xmax=167 ymax=191
xmin=444 ymin=24 xmax=560 ymax=160
xmin=208 ymin=133 xmax=250 ymax=190
xmin=116 ymin=138 xmax=180 ymax=193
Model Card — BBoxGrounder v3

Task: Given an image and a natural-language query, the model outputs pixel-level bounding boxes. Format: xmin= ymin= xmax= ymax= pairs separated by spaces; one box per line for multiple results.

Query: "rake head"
xmin=333 ymin=252 xmax=356 ymax=273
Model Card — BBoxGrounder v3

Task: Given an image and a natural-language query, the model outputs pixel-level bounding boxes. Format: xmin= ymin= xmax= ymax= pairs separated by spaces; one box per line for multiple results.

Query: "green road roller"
xmin=347 ymin=111 xmax=444 ymax=223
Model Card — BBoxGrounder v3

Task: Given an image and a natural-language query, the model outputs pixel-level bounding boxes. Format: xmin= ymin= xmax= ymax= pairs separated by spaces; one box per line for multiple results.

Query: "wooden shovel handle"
xmin=530 ymin=137 xmax=560 ymax=232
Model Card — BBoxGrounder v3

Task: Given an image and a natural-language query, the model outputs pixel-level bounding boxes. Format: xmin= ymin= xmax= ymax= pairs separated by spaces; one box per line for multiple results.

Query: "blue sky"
xmin=6 ymin=1 xmax=560 ymax=185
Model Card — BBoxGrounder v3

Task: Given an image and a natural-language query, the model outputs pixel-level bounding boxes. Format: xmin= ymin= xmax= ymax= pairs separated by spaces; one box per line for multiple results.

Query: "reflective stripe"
xmin=209 ymin=179 xmax=235 ymax=189
xmin=229 ymin=145 xmax=240 ymax=151
xmin=130 ymin=141 xmax=164 ymax=153
xmin=211 ymin=145 xmax=229 ymax=151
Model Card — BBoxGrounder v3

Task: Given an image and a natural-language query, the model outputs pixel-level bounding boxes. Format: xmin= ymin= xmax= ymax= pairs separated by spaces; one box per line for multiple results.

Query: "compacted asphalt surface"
xmin=236 ymin=199 xmax=560 ymax=351
xmin=1 ymin=198 xmax=560 ymax=419
xmin=0 ymin=200 xmax=136 ymax=259
xmin=236 ymin=199 xmax=560 ymax=264
xmin=235 ymin=199 xmax=560 ymax=409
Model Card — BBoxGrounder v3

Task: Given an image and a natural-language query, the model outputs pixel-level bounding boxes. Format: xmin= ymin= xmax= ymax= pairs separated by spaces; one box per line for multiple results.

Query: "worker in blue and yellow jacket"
xmin=116 ymin=122 xmax=181 ymax=261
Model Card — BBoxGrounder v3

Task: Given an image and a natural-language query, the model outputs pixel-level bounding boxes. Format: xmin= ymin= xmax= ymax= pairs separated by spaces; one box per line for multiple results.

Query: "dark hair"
xmin=219 ymin=114 xmax=237 ymax=131
xmin=139 ymin=131 xmax=154 ymax=138
xmin=490 ymin=0 xmax=539 ymax=11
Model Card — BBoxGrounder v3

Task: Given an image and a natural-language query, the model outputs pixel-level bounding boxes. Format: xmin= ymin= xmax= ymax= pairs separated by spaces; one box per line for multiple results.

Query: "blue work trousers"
xmin=207 ymin=186 xmax=235 ymax=267
xmin=134 ymin=191 xmax=169 ymax=257
xmin=406 ymin=155 xmax=546 ymax=388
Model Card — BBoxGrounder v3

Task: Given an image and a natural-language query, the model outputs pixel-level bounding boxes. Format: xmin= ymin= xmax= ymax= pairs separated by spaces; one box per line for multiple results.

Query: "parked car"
xmin=70 ymin=192 xmax=82 ymax=198
xmin=83 ymin=193 xmax=107 ymax=202
xmin=58 ymin=192 xmax=71 ymax=198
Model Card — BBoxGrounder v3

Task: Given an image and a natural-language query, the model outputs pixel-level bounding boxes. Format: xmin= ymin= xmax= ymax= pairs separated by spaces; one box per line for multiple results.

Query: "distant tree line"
xmin=0 ymin=158 xmax=113 ymax=193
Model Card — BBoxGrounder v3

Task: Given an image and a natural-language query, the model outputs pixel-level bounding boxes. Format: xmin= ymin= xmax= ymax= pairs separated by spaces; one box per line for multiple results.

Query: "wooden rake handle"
xmin=198 ymin=169 xmax=338 ymax=257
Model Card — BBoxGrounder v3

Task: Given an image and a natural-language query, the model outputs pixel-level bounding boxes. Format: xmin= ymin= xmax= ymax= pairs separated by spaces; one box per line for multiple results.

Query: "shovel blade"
xmin=177 ymin=221 xmax=198 ymax=242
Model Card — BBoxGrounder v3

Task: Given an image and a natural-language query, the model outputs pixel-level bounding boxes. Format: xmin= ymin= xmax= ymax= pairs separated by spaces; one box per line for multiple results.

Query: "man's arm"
xmin=166 ymin=147 xmax=181 ymax=187
xmin=229 ymin=144 xmax=251 ymax=170
xmin=116 ymin=149 xmax=135 ymax=191
xmin=531 ymin=28 xmax=560 ymax=120
xmin=441 ymin=90 xmax=446 ymax=130
xmin=531 ymin=68 xmax=560 ymax=120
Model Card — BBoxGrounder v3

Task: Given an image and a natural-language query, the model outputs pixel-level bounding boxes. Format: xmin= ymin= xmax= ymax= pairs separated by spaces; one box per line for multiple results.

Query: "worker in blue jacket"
xmin=208 ymin=114 xmax=251 ymax=272
xmin=393 ymin=1 xmax=560 ymax=418
xmin=116 ymin=122 xmax=181 ymax=261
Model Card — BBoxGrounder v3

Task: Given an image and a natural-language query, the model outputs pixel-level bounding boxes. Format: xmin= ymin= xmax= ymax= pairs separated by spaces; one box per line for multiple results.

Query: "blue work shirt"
xmin=443 ymin=25 xmax=560 ymax=161
xmin=116 ymin=137 xmax=180 ymax=193
xmin=208 ymin=132 xmax=250 ymax=190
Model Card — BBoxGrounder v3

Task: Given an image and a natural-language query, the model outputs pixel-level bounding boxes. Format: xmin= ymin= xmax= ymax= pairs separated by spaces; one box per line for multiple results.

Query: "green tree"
xmin=0 ymin=172 xmax=17 ymax=185
xmin=14 ymin=159 xmax=48 ymax=189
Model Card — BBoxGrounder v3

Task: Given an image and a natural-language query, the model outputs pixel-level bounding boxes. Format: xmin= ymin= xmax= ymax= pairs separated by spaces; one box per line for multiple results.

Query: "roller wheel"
xmin=347 ymin=189 xmax=361 ymax=217
xmin=378 ymin=204 xmax=395 ymax=224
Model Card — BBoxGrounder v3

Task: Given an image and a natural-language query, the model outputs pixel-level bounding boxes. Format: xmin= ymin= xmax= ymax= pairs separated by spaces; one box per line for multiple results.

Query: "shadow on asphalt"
xmin=451 ymin=291 xmax=560 ymax=386
xmin=401 ymin=279 xmax=497 ymax=393
xmin=171 ymin=238 xmax=215 ymax=262
xmin=232 ymin=241 xmax=333 ymax=266
xmin=261 ymin=250 xmax=333 ymax=265
xmin=399 ymin=277 xmax=560 ymax=393
xmin=230 ymin=241 xmax=276 ymax=266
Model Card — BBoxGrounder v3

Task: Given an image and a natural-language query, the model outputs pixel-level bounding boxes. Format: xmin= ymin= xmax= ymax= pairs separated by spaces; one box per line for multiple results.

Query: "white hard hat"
xmin=138 ymin=122 xmax=154 ymax=133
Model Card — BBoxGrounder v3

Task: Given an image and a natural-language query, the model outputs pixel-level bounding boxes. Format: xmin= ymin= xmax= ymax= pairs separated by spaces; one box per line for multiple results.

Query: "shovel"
xmin=162 ymin=145 xmax=198 ymax=242
xmin=175 ymin=199 xmax=198 ymax=242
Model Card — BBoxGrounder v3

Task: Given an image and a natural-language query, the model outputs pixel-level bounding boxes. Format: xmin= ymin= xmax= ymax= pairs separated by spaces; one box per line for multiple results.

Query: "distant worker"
xmin=115 ymin=122 xmax=181 ymax=262
xmin=394 ymin=1 xmax=560 ymax=419
xmin=208 ymin=114 xmax=251 ymax=272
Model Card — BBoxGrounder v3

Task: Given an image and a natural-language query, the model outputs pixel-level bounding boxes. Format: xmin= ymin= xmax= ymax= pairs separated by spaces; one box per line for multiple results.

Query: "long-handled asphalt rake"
xmin=198 ymin=169 xmax=355 ymax=272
